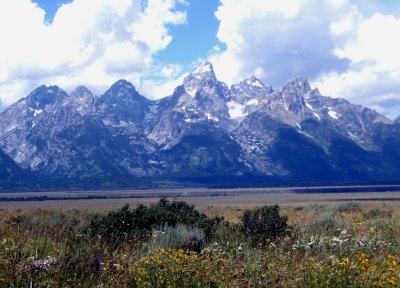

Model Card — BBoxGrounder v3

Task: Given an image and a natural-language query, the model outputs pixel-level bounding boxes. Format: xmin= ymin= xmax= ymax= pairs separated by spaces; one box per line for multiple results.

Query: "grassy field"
xmin=1 ymin=186 xmax=400 ymax=211
xmin=1 ymin=195 xmax=400 ymax=287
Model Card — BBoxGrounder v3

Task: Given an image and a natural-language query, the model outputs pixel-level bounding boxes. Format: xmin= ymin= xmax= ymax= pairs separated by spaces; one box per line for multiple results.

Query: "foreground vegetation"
xmin=1 ymin=199 xmax=400 ymax=287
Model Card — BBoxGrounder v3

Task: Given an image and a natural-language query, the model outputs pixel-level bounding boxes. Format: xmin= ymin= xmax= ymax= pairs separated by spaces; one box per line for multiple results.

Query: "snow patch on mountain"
xmin=29 ymin=107 xmax=43 ymax=116
xmin=246 ymin=99 xmax=259 ymax=106
xmin=305 ymin=103 xmax=321 ymax=120
xmin=328 ymin=109 xmax=339 ymax=119
xmin=193 ymin=62 xmax=213 ymax=74
xmin=246 ymin=77 xmax=264 ymax=88
xmin=205 ymin=112 xmax=219 ymax=122
xmin=228 ymin=101 xmax=247 ymax=119
xmin=186 ymin=88 xmax=197 ymax=97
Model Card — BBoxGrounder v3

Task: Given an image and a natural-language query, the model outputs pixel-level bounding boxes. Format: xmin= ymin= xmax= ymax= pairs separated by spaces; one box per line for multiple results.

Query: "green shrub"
xmin=241 ymin=205 xmax=288 ymax=245
xmin=89 ymin=199 xmax=222 ymax=240
xmin=89 ymin=204 xmax=135 ymax=238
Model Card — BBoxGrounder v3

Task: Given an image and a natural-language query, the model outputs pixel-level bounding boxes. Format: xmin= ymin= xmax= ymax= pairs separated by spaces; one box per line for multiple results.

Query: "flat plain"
xmin=1 ymin=185 xmax=400 ymax=211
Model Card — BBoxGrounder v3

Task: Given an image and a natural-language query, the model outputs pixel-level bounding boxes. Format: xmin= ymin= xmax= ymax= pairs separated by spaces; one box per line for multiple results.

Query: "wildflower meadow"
xmin=1 ymin=199 xmax=400 ymax=287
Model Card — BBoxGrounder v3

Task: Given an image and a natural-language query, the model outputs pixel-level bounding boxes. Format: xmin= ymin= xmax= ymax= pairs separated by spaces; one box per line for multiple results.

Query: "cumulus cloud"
xmin=211 ymin=0 xmax=400 ymax=119
xmin=140 ymin=63 xmax=185 ymax=99
xmin=211 ymin=0 xmax=357 ymax=86
xmin=316 ymin=13 xmax=400 ymax=119
xmin=0 ymin=0 xmax=187 ymax=104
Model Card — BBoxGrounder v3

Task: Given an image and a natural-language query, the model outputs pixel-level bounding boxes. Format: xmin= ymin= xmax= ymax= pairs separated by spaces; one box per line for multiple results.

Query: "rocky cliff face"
xmin=0 ymin=148 xmax=26 ymax=181
xmin=0 ymin=62 xmax=399 ymax=186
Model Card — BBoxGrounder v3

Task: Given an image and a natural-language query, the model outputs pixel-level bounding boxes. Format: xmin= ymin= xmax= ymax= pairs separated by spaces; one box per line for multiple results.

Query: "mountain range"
xmin=0 ymin=62 xmax=399 ymax=190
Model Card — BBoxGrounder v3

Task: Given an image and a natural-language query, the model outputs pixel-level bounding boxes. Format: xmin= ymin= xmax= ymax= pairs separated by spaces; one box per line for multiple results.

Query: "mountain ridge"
xmin=0 ymin=62 xmax=399 ymax=189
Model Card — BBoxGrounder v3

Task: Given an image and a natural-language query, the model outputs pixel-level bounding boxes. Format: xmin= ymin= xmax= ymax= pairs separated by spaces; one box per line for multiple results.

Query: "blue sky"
xmin=30 ymin=0 xmax=400 ymax=70
xmin=0 ymin=0 xmax=399 ymax=119
xmin=154 ymin=0 xmax=221 ymax=66
xmin=32 ymin=0 xmax=73 ymax=23
xmin=353 ymin=0 xmax=400 ymax=16
xmin=32 ymin=0 xmax=221 ymax=68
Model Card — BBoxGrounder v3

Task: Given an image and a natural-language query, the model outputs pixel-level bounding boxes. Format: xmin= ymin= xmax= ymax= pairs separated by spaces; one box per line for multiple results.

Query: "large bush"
xmin=241 ymin=205 xmax=288 ymax=245
xmin=89 ymin=199 xmax=222 ymax=240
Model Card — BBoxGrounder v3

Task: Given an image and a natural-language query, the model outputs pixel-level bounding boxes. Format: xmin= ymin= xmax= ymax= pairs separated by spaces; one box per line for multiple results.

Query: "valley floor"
xmin=0 ymin=185 xmax=400 ymax=211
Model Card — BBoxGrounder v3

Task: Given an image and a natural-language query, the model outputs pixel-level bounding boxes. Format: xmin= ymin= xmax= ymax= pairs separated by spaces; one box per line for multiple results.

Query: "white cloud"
xmin=316 ymin=13 xmax=400 ymax=119
xmin=211 ymin=0 xmax=357 ymax=86
xmin=140 ymin=63 xmax=185 ymax=99
xmin=140 ymin=77 xmax=183 ymax=100
xmin=335 ymin=14 xmax=400 ymax=70
xmin=0 ymin=0 xmax=187 ymax=104
xmin=211 ymin=0 xmax=400 ymax=118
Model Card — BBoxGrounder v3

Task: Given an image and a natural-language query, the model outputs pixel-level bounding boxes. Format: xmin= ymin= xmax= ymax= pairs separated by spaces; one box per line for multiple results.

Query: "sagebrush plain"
xmin=1 ymin=193 xmax=400 ymax=287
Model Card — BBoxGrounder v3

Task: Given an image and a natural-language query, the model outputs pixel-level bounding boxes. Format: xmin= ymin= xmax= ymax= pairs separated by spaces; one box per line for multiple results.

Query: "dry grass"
xmin=2 ymin=199 xmax=400 ymax=287
xmin=2 ymin=189 xmax=400 ymax=211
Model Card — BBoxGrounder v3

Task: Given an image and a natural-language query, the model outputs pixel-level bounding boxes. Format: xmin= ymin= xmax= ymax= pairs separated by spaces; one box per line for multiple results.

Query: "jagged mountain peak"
xmin=307 ymin=87 xmax=321 ymax=96
xmin=110 ymin=79 xmax=138 ymax=93
xmin=183 ymin=62 xmax=218 ymax=96
xmin=232 ymin=75 xmax=272 ymax=91
xmin=231 ymin=76 xmax=272 ymax=105
xmin=99 ymin=79 xmax=146 ymax=106
xmin=283 ymin=77 xmax=312 ymax=94
xmin=28 ymin=84 xmax=64 ymax=96
xmin=1 ymin=65 xmax=400 ymax=187
xmin=72 ymin=85 xmax=93 ymax=96
xmin=246 ymin=76 xmax=265 ymax=87
xmin=25 ymin=84 xmax=67 ymax=110
xmin=64 ymin=85 xmax=95 ymax=116
xmin=190 ymin=61 xmax=215 ymax=78
xmin=97 ymin=79 xmax=150 ymax=124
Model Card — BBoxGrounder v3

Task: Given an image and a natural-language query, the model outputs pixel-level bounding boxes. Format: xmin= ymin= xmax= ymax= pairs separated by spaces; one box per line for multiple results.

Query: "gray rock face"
xmin=0 ymin=62 xmax=399 ymax=185
xmin=231 ymin=76 xmax=273 ymax=105
xmin=97 ymin=79 xmax=151 ymax=125
xmin=148 ymin=62 xmax=232 ymax=148
xmin=0 ymin=148 xmax=25 ymax=181
xmin=253 ymin=78 xmax=393 ymax=152
xmin=0 ymin=81 xmax=157 ymax=179
xmin=179 ymin=61 xmax=231 ymax=123
xmin=0 ymin=85 xmax=68 ymax=169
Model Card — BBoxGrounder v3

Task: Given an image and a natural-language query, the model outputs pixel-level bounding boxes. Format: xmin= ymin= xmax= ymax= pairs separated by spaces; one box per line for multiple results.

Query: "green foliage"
xmin=241 ymin=205 xmax=288 ymax=245
xmin=89 ymin=198 xmax=223 ymax=239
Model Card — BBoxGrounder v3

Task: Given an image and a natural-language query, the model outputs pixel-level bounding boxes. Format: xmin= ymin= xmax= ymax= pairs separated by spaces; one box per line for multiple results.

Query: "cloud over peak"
xmin=0 ymin=0 xmax=186 ymax=104
xmin=210 ymin=0 xmax=400 ymax=119
xmin=1 ymin=0 xmax=399 ymax=119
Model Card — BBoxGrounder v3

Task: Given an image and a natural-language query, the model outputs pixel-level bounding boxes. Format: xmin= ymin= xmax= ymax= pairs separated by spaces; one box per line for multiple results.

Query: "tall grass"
xmin=1 ymin=201 xmax=400 ymax=287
